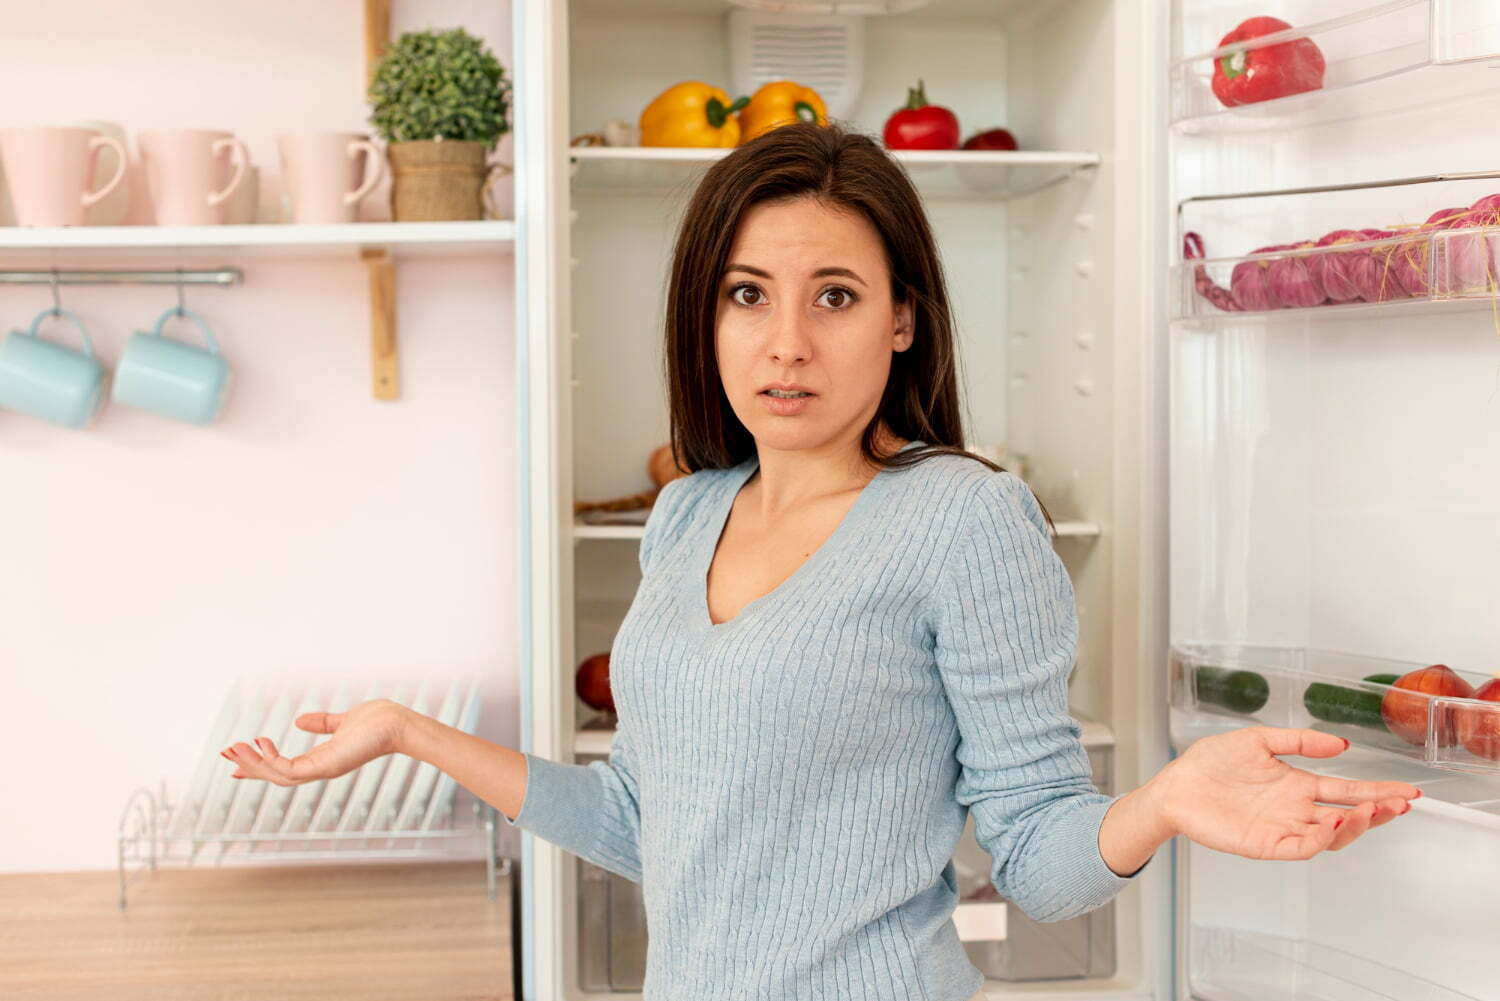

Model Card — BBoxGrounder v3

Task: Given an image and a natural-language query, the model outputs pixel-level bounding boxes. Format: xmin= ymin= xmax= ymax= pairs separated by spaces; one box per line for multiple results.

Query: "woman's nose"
xmin=768 ymin=310 xmax=813 ymax=363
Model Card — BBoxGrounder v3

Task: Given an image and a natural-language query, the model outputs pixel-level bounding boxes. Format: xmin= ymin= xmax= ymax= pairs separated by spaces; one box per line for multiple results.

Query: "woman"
xmin=221 ymin=121 xmax=1421 ymax=1001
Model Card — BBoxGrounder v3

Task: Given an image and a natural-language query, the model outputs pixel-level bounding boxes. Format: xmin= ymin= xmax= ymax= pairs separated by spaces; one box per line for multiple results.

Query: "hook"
xmin=175 ymin=267 xmax=185 ymax=317
xmin=50 ymin=268 xmax=61 ymax=317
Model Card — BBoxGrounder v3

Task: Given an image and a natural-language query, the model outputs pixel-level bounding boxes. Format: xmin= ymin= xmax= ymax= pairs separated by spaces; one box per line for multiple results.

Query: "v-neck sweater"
xmin=503 ymin=440 xmax=1151 ymax=1000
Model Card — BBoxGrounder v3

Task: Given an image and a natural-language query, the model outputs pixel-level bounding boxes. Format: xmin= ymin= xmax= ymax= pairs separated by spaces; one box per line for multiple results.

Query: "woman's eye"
xmin=729 ymin=283 xmax=764 ymax=306
xmin=819 ymin=286 xmax=857 ymax=309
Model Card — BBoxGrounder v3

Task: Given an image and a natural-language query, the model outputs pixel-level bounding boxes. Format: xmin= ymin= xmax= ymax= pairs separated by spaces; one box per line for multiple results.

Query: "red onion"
xmin=1309 ymin=229 xmax=1365 ymax=303
xmin=1266 ymin=241 xmax=1327 ymax=307
xmin=1184 ymin=232 xmax=1242 ymax=313
xmin=1349 ymin=229 xmax=1403 ymax=302
xmin=1389 ymin=228 xmax=1432 ymax=298
xmin=1230 ymin=244 xmax=1288 ymax=310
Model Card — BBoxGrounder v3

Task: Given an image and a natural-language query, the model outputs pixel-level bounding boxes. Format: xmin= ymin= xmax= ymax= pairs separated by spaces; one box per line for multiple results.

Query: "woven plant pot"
xmin=387 ymin=139 xmax=488 ymax=221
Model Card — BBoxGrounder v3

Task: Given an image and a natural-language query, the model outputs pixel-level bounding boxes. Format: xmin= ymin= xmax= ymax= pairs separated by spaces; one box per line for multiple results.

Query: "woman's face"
xmin=715 ymin=195 xmax=913 ymax=455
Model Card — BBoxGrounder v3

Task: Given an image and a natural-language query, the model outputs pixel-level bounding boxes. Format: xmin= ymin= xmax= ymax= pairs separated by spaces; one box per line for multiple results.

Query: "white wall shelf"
xmin=568 ymin=145 xmax=1100 ymax=200
xmin=0 ymin=220 xmax=516 ymax=260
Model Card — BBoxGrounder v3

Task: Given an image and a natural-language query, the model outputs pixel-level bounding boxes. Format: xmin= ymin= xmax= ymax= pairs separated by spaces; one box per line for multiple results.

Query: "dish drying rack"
xmin=116 ymin=672 xmax=509 ymax=911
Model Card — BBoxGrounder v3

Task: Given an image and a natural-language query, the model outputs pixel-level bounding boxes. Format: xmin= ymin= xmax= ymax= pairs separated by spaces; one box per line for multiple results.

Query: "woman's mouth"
xmin=759 ymin=390 xmax=816 ymax=415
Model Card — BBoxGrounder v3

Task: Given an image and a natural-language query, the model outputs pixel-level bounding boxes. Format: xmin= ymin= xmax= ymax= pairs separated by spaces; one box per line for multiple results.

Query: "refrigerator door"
xmin=1166 ymin=3 xmax=1500 ymax=1001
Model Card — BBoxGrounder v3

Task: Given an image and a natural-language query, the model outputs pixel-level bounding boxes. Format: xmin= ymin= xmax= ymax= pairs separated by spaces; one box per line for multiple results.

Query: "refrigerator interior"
xmin=561 ymin=0 xmax=1152 ymax=995
xmin=1169 ymin=2 xmax=1500 ymax=1000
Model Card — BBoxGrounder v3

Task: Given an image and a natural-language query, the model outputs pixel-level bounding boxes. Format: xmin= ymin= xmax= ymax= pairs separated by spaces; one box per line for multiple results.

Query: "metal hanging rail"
xmin=0 ymin=267 xmax=242 ymax=286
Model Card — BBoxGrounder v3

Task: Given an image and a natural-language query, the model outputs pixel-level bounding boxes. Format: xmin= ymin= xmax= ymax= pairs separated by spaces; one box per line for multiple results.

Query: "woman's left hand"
xmin=1152 ymin=726 xmax=1423 ymax=859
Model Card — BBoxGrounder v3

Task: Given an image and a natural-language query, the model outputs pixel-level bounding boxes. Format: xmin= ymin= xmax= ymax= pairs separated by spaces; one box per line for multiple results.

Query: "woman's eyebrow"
xmin=725 ymin=263 xmax=868 ymax=288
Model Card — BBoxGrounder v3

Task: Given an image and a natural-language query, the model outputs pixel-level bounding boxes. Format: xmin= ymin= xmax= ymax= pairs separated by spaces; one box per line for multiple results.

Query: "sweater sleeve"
xmin=930 ymin=472 xmax=1152 ymax=923
xmin=495 ymin=478 xmax=695 ymax=882
xmin=500 ymin=732 xmax=644 ymax=883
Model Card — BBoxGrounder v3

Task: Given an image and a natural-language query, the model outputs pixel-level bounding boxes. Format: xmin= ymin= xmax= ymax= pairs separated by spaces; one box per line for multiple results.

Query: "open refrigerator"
xmin=511 ymin=0 xmax=1500 ymax=999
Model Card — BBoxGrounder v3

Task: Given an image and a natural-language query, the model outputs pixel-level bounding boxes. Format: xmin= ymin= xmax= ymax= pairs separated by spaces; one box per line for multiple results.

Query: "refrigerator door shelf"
xmin=1172 ymin=0 xmax=1500 ymax=135
xmin=1170 ymin=645 xmax=1500 ymax=780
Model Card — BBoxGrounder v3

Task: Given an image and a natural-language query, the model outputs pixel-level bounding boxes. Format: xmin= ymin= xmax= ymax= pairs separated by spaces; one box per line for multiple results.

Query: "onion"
xmin=1348 ymin=229 xmax=1404 ymax=302
xmin=1230 ymin=244 xmax=1287 ymax=310
xmin=1309 ymin=230 xmax=1364 ymax=303
xmin=1266 ymin=240 xmax=1327 ymax=308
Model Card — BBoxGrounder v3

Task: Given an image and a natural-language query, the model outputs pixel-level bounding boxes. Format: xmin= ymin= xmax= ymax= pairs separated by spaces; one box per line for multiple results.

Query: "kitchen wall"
xmin=0 ymin=0 xmax=521 ymax=872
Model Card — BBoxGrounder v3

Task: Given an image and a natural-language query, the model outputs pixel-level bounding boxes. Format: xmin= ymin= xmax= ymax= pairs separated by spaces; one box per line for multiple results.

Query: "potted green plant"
xmin=367 ymin=27 xmax=512 ymax=221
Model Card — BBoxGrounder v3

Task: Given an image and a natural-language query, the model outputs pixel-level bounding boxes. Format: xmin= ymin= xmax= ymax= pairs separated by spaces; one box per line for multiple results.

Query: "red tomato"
xmin=962 ymin=128 xmax=1018 ymax=151
xmin=883 ymin=78 xmax=960 ymax=150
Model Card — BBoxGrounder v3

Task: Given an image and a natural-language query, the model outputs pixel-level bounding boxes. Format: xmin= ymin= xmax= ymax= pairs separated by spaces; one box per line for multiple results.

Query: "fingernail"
xmin=1341 ymin=737 xmax=1351 ymax=750
xmin=1402 ymin=802 xmax=1412 ymax=814
xmin=1415 ymin=789 xmax=1424 ymax=799
xmin=220 ymin=751 xmax=232 ymax=760
xmin=1334 ymin=818 xmax=1344 ymax=830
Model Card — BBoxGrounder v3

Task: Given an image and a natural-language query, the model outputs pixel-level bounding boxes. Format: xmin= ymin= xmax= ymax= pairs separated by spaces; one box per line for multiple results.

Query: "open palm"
xmin=220 ymin=698 xmax=408 ymax=787
xmin=1160 ymin=726 xmax=1422 ymax=859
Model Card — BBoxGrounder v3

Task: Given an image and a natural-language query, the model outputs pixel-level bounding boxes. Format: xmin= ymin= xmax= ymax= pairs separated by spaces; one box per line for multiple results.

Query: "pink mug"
xmin=277 ymin=131 xmax=385 ymax=224
xmin=139 ymin=128 xmax=251 ymax=226
xmin=0 ymin=125 xmax=127 ymax=227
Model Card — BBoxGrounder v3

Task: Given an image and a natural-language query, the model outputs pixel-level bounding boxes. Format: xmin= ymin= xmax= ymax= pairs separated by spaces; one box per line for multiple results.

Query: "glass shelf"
xmin=1172 ymin=0 xmax=1500 ymax=135
xmin=1171 ymin=644 xmax=1500 ymax=777
xmin=1189 ymin=925 xmax=1486 ymax=1001
xmin=568 ymin=145 xmax=1099 ymax=200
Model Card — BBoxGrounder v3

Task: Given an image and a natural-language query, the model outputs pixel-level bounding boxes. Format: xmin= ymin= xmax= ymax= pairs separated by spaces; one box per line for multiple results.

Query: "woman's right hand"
xmin=220 ymin=698 xmax=409 ymax=786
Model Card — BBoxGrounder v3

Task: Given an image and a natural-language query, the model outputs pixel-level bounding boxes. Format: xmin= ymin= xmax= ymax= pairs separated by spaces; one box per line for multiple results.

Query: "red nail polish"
xmin=1333 ymin=818 xmax=1344 ymax=830
xmin=1415 ymin=789 xmax=1424 ymax=799
xmin=1341 ymin=737 xmax=1351 ymax=750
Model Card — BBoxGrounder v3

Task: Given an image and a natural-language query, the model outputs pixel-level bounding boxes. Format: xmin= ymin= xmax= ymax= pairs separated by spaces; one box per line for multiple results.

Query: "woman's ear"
xmin=893 ymin=299 xmax=915 ymax=352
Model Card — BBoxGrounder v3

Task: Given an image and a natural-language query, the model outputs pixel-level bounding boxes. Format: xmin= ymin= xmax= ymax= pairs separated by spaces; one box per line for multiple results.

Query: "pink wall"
xmin=0 ymin=1 xmax=521 ymax=872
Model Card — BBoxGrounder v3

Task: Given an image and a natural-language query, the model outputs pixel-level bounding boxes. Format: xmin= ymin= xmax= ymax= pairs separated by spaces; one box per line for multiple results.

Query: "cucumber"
xmin=1302 ymin=673 xmax=1398 ymax=730
xmin=1194 ymin=666 xmax=1270 ymax=715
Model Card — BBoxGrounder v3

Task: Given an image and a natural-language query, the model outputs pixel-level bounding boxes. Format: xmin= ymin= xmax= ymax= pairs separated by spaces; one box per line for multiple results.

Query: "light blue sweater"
xmin=504 ymin=440 xmax=1151 ymax=1000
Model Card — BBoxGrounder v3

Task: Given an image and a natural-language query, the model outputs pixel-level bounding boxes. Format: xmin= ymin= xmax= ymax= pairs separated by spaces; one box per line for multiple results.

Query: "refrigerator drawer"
xmin=576 ymin=743 xmax=1116 ymax=989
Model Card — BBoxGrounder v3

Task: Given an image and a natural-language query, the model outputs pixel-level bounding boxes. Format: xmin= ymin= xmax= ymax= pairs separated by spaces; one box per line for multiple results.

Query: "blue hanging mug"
xmin=112 ymin=306 xmax=231 ymax=425
xmin=0 ymin=307 xmax=107 ymax=428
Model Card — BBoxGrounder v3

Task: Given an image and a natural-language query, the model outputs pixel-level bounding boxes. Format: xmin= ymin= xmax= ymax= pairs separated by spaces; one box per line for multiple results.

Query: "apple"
xmin=1381 ymin=664 xmax=1475 ymax=746
xmin=1458 ymin=672 xmax=1500 ymax=761
xmin=575 ymin=652 xmax=615 ymax=713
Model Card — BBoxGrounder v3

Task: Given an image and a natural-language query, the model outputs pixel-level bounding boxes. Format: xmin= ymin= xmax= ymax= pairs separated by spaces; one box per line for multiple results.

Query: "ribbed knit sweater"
xmin=503 ymin=440 xmax=1151 ymax=1000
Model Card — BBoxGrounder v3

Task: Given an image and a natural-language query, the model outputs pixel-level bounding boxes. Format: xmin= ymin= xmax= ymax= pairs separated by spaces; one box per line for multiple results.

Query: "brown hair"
xmin=661 ymin=119 xmax=1008 ymax=486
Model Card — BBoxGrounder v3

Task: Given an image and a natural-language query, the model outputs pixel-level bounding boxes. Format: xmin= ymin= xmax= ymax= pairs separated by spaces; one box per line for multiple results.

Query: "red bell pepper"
xmin=1210 ymin=16 xmax=1325 ymax=108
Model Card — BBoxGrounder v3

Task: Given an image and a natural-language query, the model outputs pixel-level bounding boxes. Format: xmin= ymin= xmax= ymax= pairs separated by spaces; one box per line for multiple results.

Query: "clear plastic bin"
xmin=1172 ymin=0 xmax=1500 ymax=134
xmin=1173 ymin=168 xmax=1500 ymax=323
xmin=1173 ymin=645 xmax=1500 ymax=774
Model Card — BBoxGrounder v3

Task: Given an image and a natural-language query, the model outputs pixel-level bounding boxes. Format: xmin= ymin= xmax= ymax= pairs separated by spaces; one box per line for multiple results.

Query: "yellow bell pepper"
xmin=639 ymin=81 xmax=749 ymax=148
xmin=738 ymin=80 xmax=828 ymax=143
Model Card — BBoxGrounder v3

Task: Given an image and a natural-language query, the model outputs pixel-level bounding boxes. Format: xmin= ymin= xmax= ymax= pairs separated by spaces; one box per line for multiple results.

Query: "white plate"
xmin=220 ymin=682 xmax=297 ymax=848
xmin=420 ymin=674 xmax=482 ymax=833
xmin=191 ymin=677 xmax=270 ymax=858
xmin=392 ymin=674 xmax=469 ymax=835
xmin=362 ymin=679 xmax=432 ymax=834
xmin=167 ymin=675 xmax=246 ymax=842
xmin=278 ymin=678 xmax=354 ymax=835
xmin=308 ymin=679 xmax=387 ymax=834
xmin=248 ymin=679 xmax=329 ymax=844
xmin=333 ymin=679 xmax=407 ymax=833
